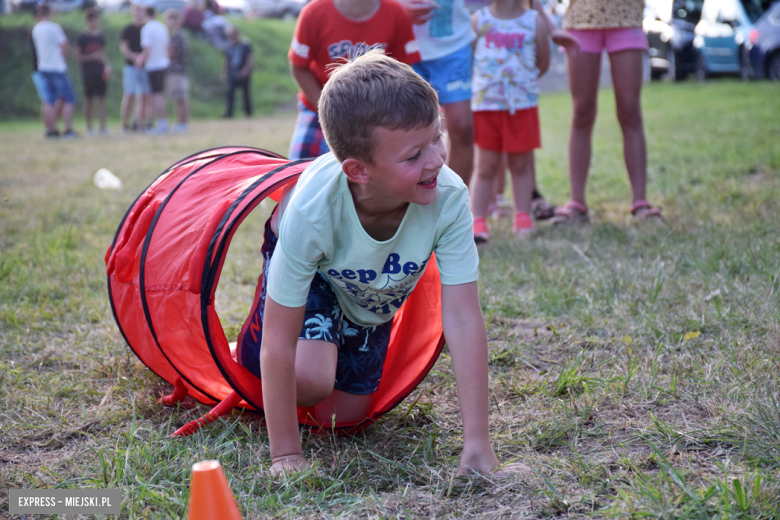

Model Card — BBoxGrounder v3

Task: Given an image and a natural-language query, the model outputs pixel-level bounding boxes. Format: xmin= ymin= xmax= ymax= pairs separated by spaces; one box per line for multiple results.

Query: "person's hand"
xmin=133 ymin=55 xmax=144 ymax=68
xmin=457 ymin=440 xmax=532 ymax=477
xmin=269 ymin=454 xmax=309 ymax=477
xmin=103 ymin=65 xmax=112 ymax=81
xmin=398 ymin=0 xmax=438 ymax=25
xmin=551 ymin=28 xmax=580 ymax=57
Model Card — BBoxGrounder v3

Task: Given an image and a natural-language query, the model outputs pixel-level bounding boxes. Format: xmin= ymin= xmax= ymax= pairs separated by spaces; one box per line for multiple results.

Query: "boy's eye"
xmin=406 ymin=150 xmax=421 ymax=162
xmin=433 ymin=132 xmax=444 ymax=144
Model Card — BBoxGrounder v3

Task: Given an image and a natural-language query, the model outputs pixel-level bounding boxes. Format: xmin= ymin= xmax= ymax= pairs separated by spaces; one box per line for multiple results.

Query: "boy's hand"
xmin=551 ymin=29 xmax=581 ymax=57
xmin=270 ymin=454 xmax=309 ymax=476
xmin=458 ymin=440 xmax=532 ymax=477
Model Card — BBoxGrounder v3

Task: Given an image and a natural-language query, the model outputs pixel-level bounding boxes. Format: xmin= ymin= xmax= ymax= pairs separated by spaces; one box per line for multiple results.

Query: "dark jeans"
xmin=225 ymin=76 xmax=251 ymax=117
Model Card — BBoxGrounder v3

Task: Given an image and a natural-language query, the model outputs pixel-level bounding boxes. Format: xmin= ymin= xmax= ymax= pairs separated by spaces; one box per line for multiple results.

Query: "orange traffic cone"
xmin=186 ymin=460 xmax=243 ymax=520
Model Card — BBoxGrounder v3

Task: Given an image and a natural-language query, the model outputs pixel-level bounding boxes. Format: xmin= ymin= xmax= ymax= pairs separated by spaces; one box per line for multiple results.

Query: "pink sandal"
xmin=551 ymin=200 xmax=589 ymax=224
xmin=630 ymin=200 xmax=663 ymax=221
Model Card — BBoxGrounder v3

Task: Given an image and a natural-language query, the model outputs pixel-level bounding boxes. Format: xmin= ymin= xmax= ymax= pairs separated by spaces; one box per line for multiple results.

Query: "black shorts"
xmin=82 ymin=70 xmax=106 ymax=98
xmin=148 ymin=69 xmax=166 ymax=94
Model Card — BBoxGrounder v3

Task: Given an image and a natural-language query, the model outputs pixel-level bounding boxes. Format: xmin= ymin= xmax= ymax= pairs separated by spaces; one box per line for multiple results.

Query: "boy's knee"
xmin=296 ymin=374 xmax=334 ymax=407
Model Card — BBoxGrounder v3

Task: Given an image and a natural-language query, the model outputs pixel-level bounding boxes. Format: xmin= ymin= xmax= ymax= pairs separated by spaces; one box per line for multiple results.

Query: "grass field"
xmin=1 ymin=80 xmax=779 ymax=519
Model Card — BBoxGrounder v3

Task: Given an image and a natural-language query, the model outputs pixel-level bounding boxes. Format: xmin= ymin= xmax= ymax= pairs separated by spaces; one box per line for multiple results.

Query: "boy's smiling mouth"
xmin=418 ymin=174 xmax=438 ymax=188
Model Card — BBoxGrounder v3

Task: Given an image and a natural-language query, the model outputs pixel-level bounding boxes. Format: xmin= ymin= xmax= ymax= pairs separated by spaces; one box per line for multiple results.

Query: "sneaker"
xmin=473 ymin=216 xmax=490 ymax=244
xmin=62 ymin=129 xmax=78 ymax=139
xmin=99 ymin=127 xmax=109 ymax=136
xmin=45 ymin=129 xmax=60 ymax=138
xmin=513 ymin=212 xmax=535 ymax=237
xmin=147 ymin=124 xmax=168 ymax=135
xmin=87 ymin=128 xmax=95 ymax=136
xmin=171 ymin=123 xmax=188 ymax=133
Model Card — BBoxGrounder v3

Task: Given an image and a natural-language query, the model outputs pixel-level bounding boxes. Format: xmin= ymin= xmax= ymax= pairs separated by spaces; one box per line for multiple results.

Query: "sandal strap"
xmin=631 ymin=200 xmax=662 ymax=215
xmin=555 ymin=200 xmax=588 ymax=217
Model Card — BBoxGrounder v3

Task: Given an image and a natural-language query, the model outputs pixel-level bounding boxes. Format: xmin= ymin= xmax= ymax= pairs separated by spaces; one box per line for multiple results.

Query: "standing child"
xmin=77 ymin=9 xmax=111 ymax=135
xmin=164 ymin=9 xmax=190 ymax=132
xmin=286 ymin=0 xmax=421 ymax=160
xmin=242 ymin=50 xmax=528 ymax=477
xmin=470 ymin=0 xmax=550 ymax=242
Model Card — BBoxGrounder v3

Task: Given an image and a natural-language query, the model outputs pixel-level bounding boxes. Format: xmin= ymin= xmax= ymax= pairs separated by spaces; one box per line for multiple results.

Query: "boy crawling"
xmin=242 ymin=50 xmax=526 ymax=477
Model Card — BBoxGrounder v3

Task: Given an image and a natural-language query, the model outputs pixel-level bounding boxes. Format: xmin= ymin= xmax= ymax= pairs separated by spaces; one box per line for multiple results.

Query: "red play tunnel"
xmin=106 ymin=147 xmax=445 ymax=435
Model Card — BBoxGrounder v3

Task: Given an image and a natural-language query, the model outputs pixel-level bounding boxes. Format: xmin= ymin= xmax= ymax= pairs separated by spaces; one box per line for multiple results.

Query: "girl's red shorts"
xmin=474 ymin=106 xmax=541 ymax=154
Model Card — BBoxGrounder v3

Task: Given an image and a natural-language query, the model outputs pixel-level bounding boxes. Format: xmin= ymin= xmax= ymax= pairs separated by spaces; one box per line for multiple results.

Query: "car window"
xmin=740 ymin=0 xmax=768 ymax=22
xmin=673 ymin=0 xmax=704 ymax=22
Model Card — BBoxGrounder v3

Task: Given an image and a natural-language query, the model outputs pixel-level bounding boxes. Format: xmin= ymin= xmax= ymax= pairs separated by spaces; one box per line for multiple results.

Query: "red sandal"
xmin=551 ymin=200 xmax=589 ymax=224
xmin=630 ymin=200 xmax=663 ymax=221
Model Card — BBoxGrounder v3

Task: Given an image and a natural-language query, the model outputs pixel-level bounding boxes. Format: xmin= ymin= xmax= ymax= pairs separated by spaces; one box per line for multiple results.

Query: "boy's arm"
xmin=530 ymin=0 xmax=580 ymax=57
xmin=290 ymin=63 xmax=322 ymax=109
xmin=260 ymin=297 xmax=309 ymax=474
xmin=440 ymin=281 xmax=501 ymax=475
xmin=535 ymin=12 xmax=551 ymax=77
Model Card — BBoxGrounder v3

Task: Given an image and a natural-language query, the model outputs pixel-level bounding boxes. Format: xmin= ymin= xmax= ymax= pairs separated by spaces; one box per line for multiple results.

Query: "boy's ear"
xmin=341 ymin=158 xmax=370 ymax=185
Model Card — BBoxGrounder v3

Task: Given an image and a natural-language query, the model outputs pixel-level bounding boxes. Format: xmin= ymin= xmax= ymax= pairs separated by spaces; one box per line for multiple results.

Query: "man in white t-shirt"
xmin=135 ymin=5 xmax=170 ymax=134
xmin=31 ymin=3 xmax=77 ymax=138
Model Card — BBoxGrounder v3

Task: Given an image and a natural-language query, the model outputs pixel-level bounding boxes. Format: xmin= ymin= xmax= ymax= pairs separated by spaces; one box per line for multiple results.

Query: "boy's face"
xmin=357 ymin=118 xmax=447 ymax=207
xmin=88 ymin=16 xmax=100 ymax=31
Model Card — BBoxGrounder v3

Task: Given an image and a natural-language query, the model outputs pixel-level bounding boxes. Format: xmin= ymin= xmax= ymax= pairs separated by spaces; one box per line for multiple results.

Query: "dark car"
xmin=645 ymin=0 xmax=704 ymax=80
xmin=746 ymin=0 xmax=780 ymax=78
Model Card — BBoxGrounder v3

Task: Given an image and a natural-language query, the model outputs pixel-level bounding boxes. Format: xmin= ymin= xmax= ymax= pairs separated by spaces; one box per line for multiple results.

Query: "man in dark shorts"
xmin=136 ymin=5 xmax=171 ymax=134
xmin=223 ymin=26 xmax=253 ymax=118
xmin=77 ymin=9 xmax=111 ymax=135
xmin=120 ymin=3 xmax=149 ymax=132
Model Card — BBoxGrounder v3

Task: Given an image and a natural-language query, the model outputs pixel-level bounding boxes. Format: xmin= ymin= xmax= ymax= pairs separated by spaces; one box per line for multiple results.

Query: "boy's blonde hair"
xmin=319 ymin=49 xmax=439 ymax=165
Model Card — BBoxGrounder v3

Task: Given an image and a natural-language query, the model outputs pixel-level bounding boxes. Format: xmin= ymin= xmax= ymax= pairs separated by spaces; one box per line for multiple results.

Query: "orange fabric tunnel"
xmin=106 ymin=147 xmax=445 ymax=434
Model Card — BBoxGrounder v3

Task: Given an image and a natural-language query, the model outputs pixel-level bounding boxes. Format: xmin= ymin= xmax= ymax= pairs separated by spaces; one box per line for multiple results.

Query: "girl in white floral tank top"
xmin=471 ymin=7 xmax=538 ymax=114
xmin=469 ymin=0 xmax=550 ymax=243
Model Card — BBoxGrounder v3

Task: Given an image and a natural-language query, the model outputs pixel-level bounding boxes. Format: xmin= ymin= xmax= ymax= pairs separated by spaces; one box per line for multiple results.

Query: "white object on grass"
xmin=94 ymin=168 xmax=122 ymax=190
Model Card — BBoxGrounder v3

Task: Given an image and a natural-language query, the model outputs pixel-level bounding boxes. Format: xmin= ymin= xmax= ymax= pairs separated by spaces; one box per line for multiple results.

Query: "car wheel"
xmin=696 ymin=53 xmax=708 ymax=82
xmin=739 ymin=46 xmax=753 ymax=81
xmin=768 ymin=51 xmax=780 ymax=81
xmin=667 ymin=50 xmax=677 ymax=81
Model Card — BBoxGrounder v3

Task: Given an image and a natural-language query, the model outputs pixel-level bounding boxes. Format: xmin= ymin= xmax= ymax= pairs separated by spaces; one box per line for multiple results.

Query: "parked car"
xmin=645 ymin=0 xmax=704 ymax=80
xmin=693 ymin=0 xmax=773 ymax=80
xmin=746 ymin=0 xmax=780 ymax=78
xmin=248 ymin=0 xmax=306 ymax=19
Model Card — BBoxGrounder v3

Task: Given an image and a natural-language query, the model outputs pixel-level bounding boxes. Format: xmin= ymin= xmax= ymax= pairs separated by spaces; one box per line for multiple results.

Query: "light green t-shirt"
xmin=266 ymin=153 xmax=479 ymax=327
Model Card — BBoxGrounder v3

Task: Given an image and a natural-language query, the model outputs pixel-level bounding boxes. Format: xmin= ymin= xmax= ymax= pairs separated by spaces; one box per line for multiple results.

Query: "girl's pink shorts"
xmin=567 ymin=27 xmax=649 ymax=54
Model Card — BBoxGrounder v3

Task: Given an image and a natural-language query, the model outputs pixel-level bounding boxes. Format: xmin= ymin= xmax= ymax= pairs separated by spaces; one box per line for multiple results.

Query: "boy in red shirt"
xmin=287 ymin=0 xmax=421 ymax=160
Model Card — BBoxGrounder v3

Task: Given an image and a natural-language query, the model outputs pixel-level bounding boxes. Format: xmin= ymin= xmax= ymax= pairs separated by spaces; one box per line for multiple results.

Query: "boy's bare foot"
xmin=492 ymin=461 xmax=533 ymax=477
xmin=269 ymin=455 xmax=310 ymax=476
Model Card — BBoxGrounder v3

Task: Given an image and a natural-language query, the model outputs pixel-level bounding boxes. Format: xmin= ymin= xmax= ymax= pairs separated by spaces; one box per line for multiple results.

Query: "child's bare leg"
xmin=567 ymin=51 xmax=602 ymax=205
xmin=609 ymin=49 xmax=647 ymax=204
xmin=507 ymin=152 xmax=534 ymax=215
xmin=313 ymin=390 xmax=373 ymax=425
xmin=294 ymin=339 xmax=337 ymax=406
xmin=471 ymin=147 xmax=503 ymax=219
xmin=442 ymin=100 xmax=474 ymax=186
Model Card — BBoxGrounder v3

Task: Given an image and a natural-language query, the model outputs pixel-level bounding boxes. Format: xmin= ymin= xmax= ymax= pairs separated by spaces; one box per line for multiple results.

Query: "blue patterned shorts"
xmin=239 ymin=217 xmax=393 ymax=395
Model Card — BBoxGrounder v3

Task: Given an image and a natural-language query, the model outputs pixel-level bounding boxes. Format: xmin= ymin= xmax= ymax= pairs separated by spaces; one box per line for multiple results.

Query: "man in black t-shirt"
xmin=119 ymin=3 xmax=149 ymax=132
xmin=223 ymin=26 xmax=253 ymax=118
xmin=77 ymin=9 xmax=110 ymax=134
